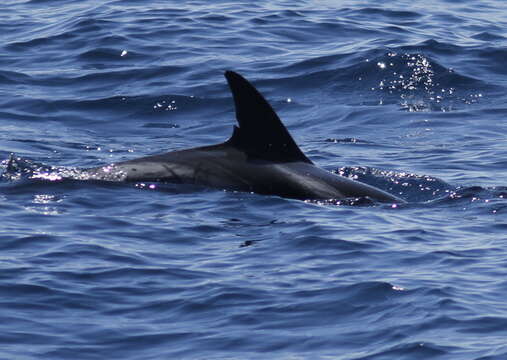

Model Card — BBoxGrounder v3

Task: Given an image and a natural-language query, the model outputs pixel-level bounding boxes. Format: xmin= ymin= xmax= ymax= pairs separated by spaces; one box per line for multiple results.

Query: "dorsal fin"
xmin=224 ymin=71 xmax=312 ymax=164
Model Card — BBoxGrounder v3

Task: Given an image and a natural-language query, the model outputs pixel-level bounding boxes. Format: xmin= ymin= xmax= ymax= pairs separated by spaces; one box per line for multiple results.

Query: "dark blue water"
xmin=2 ymin=1 xmax=507 ymax=359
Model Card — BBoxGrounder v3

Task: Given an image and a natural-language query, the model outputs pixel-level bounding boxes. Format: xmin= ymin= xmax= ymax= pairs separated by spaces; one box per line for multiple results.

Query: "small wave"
xmin=324 ymin=137 xmax=371 ymax=144
xmin=335 ymin=166 xmax=455 ymax=203
xmin=352 ymin=51 xmax=491 ymax=111
xmin=276 ymin=48 xmax=494 ymax=112
xmin=354 ymin=341 xmax=454 ymax=359
xmin=6 ymin=31 xmax=79 ymax=52
xmin=1 ymin=155 xmax=51 ymax=182
xmin=471 ymin=32 xmax=506 ymax=42
xmin=305 ymin=197 xmax=379 ymax=207
xmin=0 ymin=70 xmax=32 ymax=85
xmin=343 ymin=7 xmax=423 ymax=21
xmin=77 ymin=48 xmax=150 ymax=62
xmin=437 ymin=185 xmax=507 ymax=204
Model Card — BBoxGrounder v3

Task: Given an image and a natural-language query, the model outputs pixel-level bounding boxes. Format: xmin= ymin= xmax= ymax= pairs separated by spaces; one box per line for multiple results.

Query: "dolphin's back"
xmin=84 ymin=71 xmax=404 ymax=203
xmin=87 ymin=144 xmax=401 ymax=202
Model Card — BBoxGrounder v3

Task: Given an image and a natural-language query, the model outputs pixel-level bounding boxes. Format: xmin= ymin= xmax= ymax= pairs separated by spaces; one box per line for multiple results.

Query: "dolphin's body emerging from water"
xmin=85 ymin=71 xmax=404 ymax=203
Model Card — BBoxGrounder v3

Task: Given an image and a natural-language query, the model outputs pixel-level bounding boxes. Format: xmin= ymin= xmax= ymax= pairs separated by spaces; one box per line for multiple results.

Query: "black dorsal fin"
xmin=224 ymin=71 xmax=312 ymax=164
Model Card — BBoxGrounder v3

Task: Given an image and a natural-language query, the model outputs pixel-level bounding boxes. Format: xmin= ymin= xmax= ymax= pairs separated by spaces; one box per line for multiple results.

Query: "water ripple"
xmin=1 ymin=1 xmax=507 ymax=359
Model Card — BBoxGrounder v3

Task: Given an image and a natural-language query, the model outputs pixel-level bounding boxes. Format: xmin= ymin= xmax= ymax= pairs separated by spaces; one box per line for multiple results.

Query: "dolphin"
xmin=84 ymin=71 xmax=405 ymax=203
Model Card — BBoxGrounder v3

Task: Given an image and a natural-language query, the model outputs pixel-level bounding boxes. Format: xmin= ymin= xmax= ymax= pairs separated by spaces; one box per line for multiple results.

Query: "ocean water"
xmin=1 ymin=0 xmax=507 ymax=359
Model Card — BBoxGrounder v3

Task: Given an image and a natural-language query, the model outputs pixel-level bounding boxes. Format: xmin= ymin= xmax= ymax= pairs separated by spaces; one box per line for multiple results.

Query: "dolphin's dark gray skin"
xmin=85 ymin=71 xmax=404 ymax=203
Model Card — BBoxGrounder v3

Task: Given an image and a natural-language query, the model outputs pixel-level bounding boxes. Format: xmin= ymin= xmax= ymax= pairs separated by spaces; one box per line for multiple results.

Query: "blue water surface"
xmin=1 ymin=1 xmax=507 ymax=359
